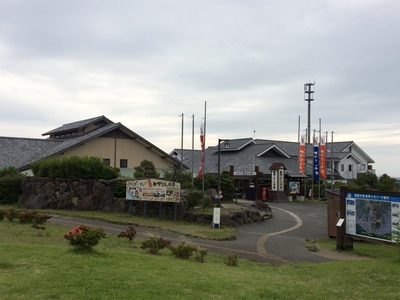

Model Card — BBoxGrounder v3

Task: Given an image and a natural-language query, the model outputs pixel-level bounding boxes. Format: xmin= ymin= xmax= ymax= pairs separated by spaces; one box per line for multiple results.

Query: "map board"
xmin=345 ymin=192 xmax=400 ymax=242
xmin=126 ymin=179 xmax=181 ymax=203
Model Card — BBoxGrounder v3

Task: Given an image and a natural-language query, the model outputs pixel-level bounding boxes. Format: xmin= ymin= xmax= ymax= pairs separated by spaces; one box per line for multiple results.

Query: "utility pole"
xmin=304 ymin=82 xmax=315 ymax=144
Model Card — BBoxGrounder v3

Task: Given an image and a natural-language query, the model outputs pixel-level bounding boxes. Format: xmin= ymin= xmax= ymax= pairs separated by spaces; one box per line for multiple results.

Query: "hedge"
xmin=30 ymin=156 xmax=119 ymax=180
xmin=0 ymin=176 xmax=23 ymax=204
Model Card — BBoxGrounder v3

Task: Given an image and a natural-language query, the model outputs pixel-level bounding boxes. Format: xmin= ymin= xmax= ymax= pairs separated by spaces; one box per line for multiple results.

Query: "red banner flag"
xmin=320 ymin=136 xmax=327 ymax=179
xmin=197 ymin=125 xmax=205 ymax=178
xmin=298 ymin=134 xmax=306 ymax=174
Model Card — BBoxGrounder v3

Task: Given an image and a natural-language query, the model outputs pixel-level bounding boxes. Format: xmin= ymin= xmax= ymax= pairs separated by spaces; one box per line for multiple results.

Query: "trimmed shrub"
xmin=224 ymin=253 xmax=239 ymax=267
xmin=185 ymin=190 xmax=205 ymax=210
xmin=0 ymin=176 xmax=23 ymax=204
xmin=113 ymin=180 xmax=129 ymax=198
xmin=140 ymin=235 xmax=171 ymax=254
xmin=168 ymin=242 xmax=197 ymax=260
xmin=30 ymin=156 xmax=119 ymax=180
xmin=64 ymin=225 xmax=106 ymax=249
xmin=117 ymin=225 xmax=137 ymax=241
xmin=18 ymin=210 xmax=52 ymax=224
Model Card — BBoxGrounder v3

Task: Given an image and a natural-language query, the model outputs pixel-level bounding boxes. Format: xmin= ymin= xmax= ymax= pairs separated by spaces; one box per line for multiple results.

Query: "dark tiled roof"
xmin=2 ymin=117 xmax=181 ymax=171
xmin=172 ymin=138 xmax=361 ymax=177
xmin=42 ymin=115 xmax=112 ymax=136
xmin=37 ymin=123 xmax=120 ymax=160
xmin=0 ymin=137 xmax=62 ymax=169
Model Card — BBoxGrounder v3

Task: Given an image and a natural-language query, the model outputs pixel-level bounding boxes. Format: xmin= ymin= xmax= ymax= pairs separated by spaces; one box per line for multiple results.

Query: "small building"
xmin=172 ymin=138 xmax=375 ymax=201
xmin=0 ymin=116 xmax=180 ymax=177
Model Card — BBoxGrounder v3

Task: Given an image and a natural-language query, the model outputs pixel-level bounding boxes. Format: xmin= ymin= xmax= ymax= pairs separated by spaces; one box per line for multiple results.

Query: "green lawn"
xmin=1 ymin=217 xmax=400 ymax=299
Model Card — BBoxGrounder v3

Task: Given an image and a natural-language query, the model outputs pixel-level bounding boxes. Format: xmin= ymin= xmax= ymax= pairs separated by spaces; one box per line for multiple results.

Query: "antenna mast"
xmin=304 ymin=82 xmax=315 ymax=144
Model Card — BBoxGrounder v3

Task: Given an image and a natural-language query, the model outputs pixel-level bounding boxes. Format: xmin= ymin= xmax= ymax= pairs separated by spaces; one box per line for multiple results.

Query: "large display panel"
xmin=126 ymin=179 xmax=181 ymax=202
xmin=345 ymin=192 xmax=400 ymax=242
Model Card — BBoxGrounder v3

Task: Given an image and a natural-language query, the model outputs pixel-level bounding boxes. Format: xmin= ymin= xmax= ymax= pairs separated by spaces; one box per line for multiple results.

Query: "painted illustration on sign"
xmin=126 ymin=179 xmax=180 ymax=202
xmin=345 ymin=192 xmax=400 ymax=242
xmin=355 ymin=199 xmax=392 ymax=241
xmin=289 ymin=181 xmax=300 ymax=195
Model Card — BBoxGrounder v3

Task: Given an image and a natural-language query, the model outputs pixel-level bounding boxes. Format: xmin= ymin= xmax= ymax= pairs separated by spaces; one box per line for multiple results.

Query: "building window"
xmin=348 ymin=164 xmax=352 ymax=172
xmin=341 ymin=164 xmax=344 ymax=172
xmin=103 ymin=158 xmax=110 ymax=166
xmin=360 ymin=164 xmax=365 ymax=171
xmin=120 ymin=159 xmax=128 ymax=168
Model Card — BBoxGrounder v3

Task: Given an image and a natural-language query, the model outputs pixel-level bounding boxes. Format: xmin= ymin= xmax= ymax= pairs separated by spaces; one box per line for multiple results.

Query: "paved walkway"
xmin=50 ymin=200 xmax=333 ymax=265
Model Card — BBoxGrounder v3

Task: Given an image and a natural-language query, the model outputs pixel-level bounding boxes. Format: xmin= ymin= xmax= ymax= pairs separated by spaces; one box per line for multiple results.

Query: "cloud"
xmin=0 ymin=0 xmax=399 ymax=175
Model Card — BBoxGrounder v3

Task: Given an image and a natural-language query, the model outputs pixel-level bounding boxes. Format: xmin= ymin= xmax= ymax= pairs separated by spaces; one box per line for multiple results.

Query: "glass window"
xmin=341 ymin=164 xmax=344 ymax=172
xmin=120 ymin=159 xmax=128 ymax=168
xmin=103 ymin=158 xmax=110 ymax=166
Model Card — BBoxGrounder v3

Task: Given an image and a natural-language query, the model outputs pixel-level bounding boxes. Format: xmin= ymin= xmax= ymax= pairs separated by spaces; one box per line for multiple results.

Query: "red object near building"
xmin=262 ymin=188 xmax=267 ymax=201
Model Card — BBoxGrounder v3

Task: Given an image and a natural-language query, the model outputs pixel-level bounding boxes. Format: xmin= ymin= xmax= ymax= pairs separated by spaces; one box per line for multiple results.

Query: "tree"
xmin=377 ymin=173 xmax=396 ymax=192
xmin=164 ymin=169 xmax=194 ymax=189
xmin=133 ymin=160 xmax=159 ymax=179
xmin=354 ymin=172 xmax=378 ymax=189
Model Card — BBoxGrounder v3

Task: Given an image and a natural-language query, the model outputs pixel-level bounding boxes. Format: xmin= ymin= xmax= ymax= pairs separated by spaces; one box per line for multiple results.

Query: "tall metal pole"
xmin=180 ymin=113 xmax=184 ymax=170
xmin=304 ymin=83 xmax=315 ymax=144
xmin=331 ymin=131 xmax=335 ymax=189
xmin=298 ymin=115 xmax=301 ymax=143
xmin=191 ymin=114 xmax=194 ymax=185
xmin=202 ymin=101 xmax=207 ymax=191
xmin=217 ymin=139 xmax=221 ymax=194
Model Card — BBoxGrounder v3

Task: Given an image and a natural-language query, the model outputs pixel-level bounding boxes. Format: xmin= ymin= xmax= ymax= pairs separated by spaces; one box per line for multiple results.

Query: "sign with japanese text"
xmin=320 ymin=136 xmax=327 ymax=179
xmin=126 ymin=179 xmax=181 ymax=202
xmin=345 ymin=192 xmax=400 ymax=242
xmin=298 ymin=134 xmax=306 ymax=174
xmin=313 ymin=136 xmax=320 ymax=181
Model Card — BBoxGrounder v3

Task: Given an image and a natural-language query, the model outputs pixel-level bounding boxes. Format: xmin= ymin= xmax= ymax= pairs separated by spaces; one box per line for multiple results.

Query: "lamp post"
xmin=217 ymin=139 xmax=230 ymax=207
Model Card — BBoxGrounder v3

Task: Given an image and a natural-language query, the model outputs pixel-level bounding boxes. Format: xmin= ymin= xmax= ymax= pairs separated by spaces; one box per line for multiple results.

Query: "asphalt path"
xmin=49 ymin=201 xmax=332 ymax=265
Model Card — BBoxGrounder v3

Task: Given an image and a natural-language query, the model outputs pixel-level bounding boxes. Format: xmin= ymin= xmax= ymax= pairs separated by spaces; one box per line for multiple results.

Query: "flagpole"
xmin=191 ymin=114 xmax=194 ymax=186
xmin=202 ymin=101 xmax=207 ymax=191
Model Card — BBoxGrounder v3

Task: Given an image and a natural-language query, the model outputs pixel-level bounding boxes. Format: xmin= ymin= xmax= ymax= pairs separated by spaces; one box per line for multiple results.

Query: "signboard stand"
xmin=212 ymin=207 xmax=221 ymax=229
xmin=143 ymin=202 xmax=147 ymax=218
xmin=126 ymin=179 xmax=181 ymax=222
xmin=128 ymin=200 xmax=133 ymax=217
xmin=339 ymin=187 xmax=400 ymax=248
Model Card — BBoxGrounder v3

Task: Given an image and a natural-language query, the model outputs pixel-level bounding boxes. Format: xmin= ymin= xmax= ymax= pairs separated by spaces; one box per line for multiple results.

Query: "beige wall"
xmin=60 ymin=137 xmax=173 ymax=171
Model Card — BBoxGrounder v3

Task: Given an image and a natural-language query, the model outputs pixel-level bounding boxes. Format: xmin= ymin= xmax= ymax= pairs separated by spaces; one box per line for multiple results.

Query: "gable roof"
xmin=42 ymin=115 xmax=113 ymax=136
xmin=0 ymin=137 xmax=62 ymax=169
xmin=171 ymin=137 xmax=373 ymax=178
xmin=1 ymin=116 xmax=181 ymax=171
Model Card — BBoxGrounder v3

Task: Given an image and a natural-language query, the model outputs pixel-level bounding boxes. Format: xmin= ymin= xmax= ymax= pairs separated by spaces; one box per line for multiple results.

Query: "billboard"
xmin=345 ymin=192 xmax=400 ymax=242
xmin=126 ymin=179 xmax=181 ymax=203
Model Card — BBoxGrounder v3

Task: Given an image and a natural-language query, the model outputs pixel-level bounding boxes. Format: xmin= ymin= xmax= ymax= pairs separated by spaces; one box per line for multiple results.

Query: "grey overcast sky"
xmin=0 ymin=1 xmax=399 ymax=176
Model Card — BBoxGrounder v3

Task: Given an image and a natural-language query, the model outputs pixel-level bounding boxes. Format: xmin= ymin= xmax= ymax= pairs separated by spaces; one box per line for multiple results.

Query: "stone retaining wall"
xmin=18 ymin=177 xmax=272 ymax=227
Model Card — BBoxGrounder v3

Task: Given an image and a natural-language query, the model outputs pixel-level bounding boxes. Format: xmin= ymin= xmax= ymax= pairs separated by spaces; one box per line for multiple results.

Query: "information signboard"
xmin=126 ymin=179 xmax=180 ymax=203
xmin=345 ymin=192 xmax=400 ymax=242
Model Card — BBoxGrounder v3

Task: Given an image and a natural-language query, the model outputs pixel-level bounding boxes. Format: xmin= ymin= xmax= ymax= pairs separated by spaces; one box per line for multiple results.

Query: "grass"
xmin=1 ymin=219 xmax=400 ymax=299
xmin=0 ymin=204 xmax=237 ymax=240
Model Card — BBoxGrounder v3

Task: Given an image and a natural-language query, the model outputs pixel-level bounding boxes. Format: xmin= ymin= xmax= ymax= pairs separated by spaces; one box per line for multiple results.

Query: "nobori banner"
xmin=126 ymin=179 xmax=181 ymax=202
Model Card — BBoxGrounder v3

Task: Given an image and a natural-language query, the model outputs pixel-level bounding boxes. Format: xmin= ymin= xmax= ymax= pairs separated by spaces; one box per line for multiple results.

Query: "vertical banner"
xmin=320 ymin=136 xmax=327 ymax=179
xmin=313 ymin=136 xmax=320 ymax=181
xmin=197 ymin=125 xmax=205 ymax=178
xmin=278 ymin=168 xmax=284 ymax=191
xmin=298 ymin=134 xmax=306 ymax=174
xmin=271 ymin=170 xmax=278 ymax=191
